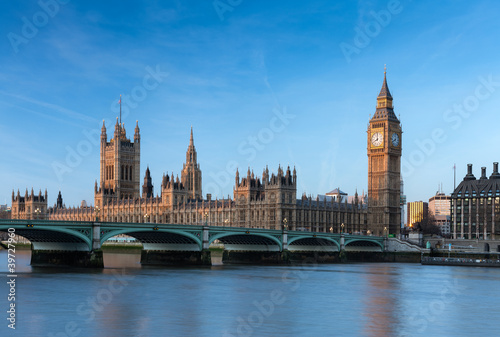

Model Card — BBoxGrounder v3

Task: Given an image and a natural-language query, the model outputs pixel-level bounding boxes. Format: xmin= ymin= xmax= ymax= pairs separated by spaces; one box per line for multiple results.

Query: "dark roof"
xmin=378 ymin=72 xmax=392 ymax=99
xmin=452 ymin=174 xmax=500 ymax=198
xmin=371 ymin=107 xmax=399 ymax=121
xmin=371 ymin=72 xmax=399 ymax=122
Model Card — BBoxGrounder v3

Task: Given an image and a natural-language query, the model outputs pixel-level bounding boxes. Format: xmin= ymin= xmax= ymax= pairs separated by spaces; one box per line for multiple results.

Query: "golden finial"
xmin=384 ymin=64 xmax=387 ymax=74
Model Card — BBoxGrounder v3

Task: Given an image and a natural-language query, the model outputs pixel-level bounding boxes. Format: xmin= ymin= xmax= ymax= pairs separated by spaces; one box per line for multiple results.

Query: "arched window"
xmin=125 ymin=165 xmax=128 ymax=180
xmin=121 ymin=165 xmax=124 ymax=180
xmin=130 ymin=166 xmax=133 ymax=181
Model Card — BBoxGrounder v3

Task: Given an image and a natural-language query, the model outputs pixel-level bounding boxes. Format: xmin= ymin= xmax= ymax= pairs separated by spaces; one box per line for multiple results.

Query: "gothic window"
xmin=130 ymin=166 xmax=133 ymax=181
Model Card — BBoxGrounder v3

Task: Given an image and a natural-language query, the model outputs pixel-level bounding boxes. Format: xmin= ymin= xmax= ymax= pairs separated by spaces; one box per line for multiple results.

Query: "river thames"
xmin=1 ymin=250 xmax=500 ymax=337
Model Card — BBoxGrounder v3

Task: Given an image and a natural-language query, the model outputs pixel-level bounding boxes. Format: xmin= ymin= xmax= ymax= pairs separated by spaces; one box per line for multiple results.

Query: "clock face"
xmin=371 ymin=132 xmax=383 ymax=147
xmin=391 ymin=133 xmax=399 ymax=147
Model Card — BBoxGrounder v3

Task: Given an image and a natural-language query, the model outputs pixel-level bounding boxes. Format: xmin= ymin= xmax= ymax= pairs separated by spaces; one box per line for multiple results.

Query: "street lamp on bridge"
xmin=282 ymin=218 xmax=288 ymax=231
xmin=34 ymin=208 xmax=41 ymax=220
xmin=341 ymin=223 xmax=345 ymax=234
xmin=204 ymin=212 xmax=209 ymax=226
xmin=144 ymin=213 xmax=150 ymax=223
xmin=94 ymin=206 xmax=100 ymax=222
xmin=330 ymin=227 xmax=333 ymax=234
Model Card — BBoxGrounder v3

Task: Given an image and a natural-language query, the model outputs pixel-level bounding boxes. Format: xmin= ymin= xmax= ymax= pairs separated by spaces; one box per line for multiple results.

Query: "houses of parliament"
xmin=10 ymin=73 xmax=402 ymax=236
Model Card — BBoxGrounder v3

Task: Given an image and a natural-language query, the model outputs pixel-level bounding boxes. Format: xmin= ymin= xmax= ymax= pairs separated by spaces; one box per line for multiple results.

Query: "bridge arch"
xmin=288 ymin=235 xmax=340 ymax=248
xmin=287 ymin=235 xmax=340 ymax=252
xmin=101 ymin=228 xmax=203 ymax=250
xmin=0 ymin=225 xmax=92 ymax=251
xmin=209 ymin=232 xmax=282 ymax=251
xmin=344 ymin=238 xmax=384 ymax=251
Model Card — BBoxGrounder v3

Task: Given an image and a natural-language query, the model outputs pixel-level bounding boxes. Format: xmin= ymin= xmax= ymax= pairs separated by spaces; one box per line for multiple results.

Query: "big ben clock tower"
xmin=367 ymin=69 xmax=402 ymax=236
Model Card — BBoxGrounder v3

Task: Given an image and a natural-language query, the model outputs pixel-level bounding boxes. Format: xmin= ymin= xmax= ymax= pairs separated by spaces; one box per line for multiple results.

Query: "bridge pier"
xmin=92 ymin=223 xmax=101 ymax=250
xmin=31 ymin=249 xmax=104 ymax=268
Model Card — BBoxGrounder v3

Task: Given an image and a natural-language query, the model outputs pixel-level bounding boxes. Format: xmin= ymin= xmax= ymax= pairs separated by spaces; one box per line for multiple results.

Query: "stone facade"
xmin=367 ymin=71 xmax=402 ymax=236
xmin=11 ymin=189 xmax=47 ymax=220
xmin=11 ymin=119 xmax=368 ymax=232
xmin=10 ymin=76 xmax=415 ymax=233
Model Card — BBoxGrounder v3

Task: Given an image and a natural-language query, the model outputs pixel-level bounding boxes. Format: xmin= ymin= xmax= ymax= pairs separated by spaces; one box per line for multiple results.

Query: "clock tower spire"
xmin=367 ymin=69 xmax=402 ymax=236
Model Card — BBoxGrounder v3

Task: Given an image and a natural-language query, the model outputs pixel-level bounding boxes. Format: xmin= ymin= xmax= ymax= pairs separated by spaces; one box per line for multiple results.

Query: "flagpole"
xmin=119 ymin=94 xmax=122 ymax=125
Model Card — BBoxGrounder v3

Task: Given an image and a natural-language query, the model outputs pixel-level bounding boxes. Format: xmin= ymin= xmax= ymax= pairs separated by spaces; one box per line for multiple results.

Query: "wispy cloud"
xmin=0 ymin=90 xmax=96 ymax=123
xmin=0 ymin=100 xmax=85 ymax=128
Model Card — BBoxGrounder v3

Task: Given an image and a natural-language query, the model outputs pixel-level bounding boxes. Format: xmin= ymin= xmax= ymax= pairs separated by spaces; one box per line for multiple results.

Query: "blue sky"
xmin=1 ymin=0 xmax=500 ymax=208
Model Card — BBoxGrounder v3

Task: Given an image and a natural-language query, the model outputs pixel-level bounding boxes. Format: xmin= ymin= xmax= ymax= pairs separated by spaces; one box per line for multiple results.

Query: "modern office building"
xmin=429 ymin=191 xmax=451 ymax=236
xmin=407 ymin=201 xmax=428 ymax=228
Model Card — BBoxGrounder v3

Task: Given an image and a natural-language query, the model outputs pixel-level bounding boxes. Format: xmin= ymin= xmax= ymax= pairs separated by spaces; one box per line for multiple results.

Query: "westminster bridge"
xmin=0 ymin=219 xmax=387 ymax=268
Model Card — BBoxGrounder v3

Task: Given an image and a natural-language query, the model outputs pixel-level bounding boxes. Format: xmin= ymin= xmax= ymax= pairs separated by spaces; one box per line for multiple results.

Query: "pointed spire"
xmin=373 ymin=66 xmax=398 ymax=121
xmin=115 ymin=117 xmax=121 ymax=134
xmin=378 ymin=65 xmax=392 ymax=99
xmin=190 ymin=126 xmax=194 ymax=146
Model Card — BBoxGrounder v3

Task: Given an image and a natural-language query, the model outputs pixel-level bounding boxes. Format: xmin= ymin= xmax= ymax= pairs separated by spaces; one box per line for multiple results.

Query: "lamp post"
xmin=204 ymin=212 xmax=208 ymax=226
xmin=341 ymin=223 xmax=345 ymax=234
xmin=94 ymin=206 xmax=100 ymax=222
xmin=144 ymin=213 xmax=150 ymax=223
xmin=34 ymin=208 xmax=41 ymax=220
xmin=384 ymin=226 xmax=388 ymax=237
xmin=224 ymin=218 xmax=230 ymax=226
xmin=330 ymin=226 xmax=333 ymax=234
xmin=282 ymin=218 xmax=288 ymax=231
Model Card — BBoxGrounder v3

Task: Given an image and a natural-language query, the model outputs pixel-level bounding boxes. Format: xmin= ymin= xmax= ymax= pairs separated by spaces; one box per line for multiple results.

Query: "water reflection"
xmin=362 ymin=264 xmax=402 ymax=337
xmin=2 ymin=251 xmax=500 ymax=336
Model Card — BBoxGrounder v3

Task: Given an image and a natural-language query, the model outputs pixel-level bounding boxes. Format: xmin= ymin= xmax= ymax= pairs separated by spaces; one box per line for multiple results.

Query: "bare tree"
xmin=415 ymin=209 xmax=442 ymax=236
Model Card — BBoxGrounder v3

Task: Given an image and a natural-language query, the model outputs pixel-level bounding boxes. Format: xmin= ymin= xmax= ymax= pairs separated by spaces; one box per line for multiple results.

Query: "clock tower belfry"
xmin=367 ymin=69 xmax=402 ymax=236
